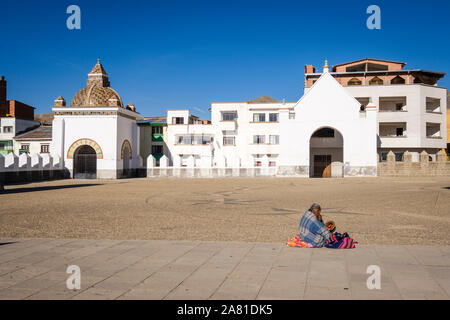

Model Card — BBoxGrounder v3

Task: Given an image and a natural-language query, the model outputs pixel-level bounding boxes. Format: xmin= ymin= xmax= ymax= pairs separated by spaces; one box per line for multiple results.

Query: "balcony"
xmin=425 ymin=97 xmax=441 ymax=113
xmin=379 ymin=122 xmax=407 ymax=138
xmin=152 ymin=133 xmax=164 ymax=142
xmin=379 ymin=97 xmax=407 ymax=112
xmin=426 ymin=123 xmax=442 ymax=139
xmin=219 ymin=120 xmax=236 ymax=131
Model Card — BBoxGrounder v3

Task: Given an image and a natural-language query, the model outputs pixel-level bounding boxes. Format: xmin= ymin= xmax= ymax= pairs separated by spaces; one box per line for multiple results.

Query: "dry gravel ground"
xmin=0 ymin=177 xmax=449 ymax=245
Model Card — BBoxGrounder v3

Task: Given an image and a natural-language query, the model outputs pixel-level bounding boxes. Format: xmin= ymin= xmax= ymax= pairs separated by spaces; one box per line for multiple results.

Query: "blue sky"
xmin=1 ymin=0 xmax=449 ymax=118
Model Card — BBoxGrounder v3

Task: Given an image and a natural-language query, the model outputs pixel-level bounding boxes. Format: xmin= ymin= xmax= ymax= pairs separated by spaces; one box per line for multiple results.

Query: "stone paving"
xmin=0 ymin=238 xmax=449 ymax=300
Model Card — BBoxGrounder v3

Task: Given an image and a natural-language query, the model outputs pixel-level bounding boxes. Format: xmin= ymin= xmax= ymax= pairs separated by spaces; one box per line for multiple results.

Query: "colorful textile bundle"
xmin=324 ymin=232 xmax=357 ymax=249
xmin=286 ymin=235 xmax=315 ymax=248
xmin=286 ymin=232 xmax=357 ymax=249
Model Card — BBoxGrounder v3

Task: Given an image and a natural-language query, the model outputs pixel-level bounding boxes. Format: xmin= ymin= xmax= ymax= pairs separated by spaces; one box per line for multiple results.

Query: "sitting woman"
xmin=297 ymin=203 xmax=331 ymax=248
xmin=286 ymin=202 xmax=356 ymax=249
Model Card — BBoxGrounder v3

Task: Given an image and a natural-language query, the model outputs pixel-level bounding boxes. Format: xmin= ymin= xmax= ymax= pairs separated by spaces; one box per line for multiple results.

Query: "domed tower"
xmin=70 ymin=59 xmax=123 ymax=107
xmin=52 ymin=59 xmax=140 ymax=180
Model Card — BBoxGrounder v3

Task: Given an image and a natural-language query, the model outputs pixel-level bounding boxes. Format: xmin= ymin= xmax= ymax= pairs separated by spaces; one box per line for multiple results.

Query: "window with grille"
xmin=253 ymin=113 xmax=265 ymax=122
xmin=269 ymin=135 xmax=279 ymax=144
xmin=223 ymin=136 xmax=235 ymax=146
xmin=253 ymin=135 xmax=265 ymax=144
xmin=269 ymin=113 xmax=278 ymax=122
xmin=221 ymin=112 xmax=237 ymax=121
xmin=172 ymin=117 xmax=184 ymax=124
xmin=152 ymin=126 xmax=163 ymax=134
xmin=151 ymin=145 xmax=163 ymax=154
xmin=40 ymin=144 xmax=50 ymax=153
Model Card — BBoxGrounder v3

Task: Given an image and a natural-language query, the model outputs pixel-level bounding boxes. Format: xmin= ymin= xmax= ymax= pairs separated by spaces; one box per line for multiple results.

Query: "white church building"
xmin=51 ymin=60 xmax=141 ymax=179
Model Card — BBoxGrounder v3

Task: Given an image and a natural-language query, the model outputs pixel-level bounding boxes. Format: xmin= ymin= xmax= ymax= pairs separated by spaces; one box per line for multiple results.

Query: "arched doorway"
xmin=122 ymin=146 xmax=130 ymax=176
xmin=121 ymin=140 xmax=132 ymax=178
xmin=309 ymin=127 xmax=343 ymax=178
xmin=73 ymin=145 xmax=97 ymax=179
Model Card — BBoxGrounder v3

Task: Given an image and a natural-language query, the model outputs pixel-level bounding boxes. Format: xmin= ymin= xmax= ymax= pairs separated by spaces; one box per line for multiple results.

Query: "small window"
xmin=201 ymin=135 xmax=212 ymax=145
xmin=3 ymin=126 xmax=13 ymax=133
xmin=253 ymin=113 xmax=265 ymax=122
xmin=269 ymin=161 xmax=276 ymax=167
xmin=380 ymin=152 xmax=388 ymax=162
xmin=177 ymin=135 xmax=191 ymax=144
xmin=152 ymin=126 xmax=163 ymax=134
xmin=223 ymin=136 xmax=235 ymax=146
xmin=151 ymin=145 xmax=163 ymax=154
xmin=394 ymin=152 xmax=404 ymax=162
xmin=21 ymin=144 xmax=30 ymax=152
xmin=369 ymin=77 xmax=383 ymax=85
xmin=348 ymin=78 xmax=362 ymax=86
xmin=289 ymin=112 xmax=295 ymax=119
xmin=172 ymin=117 xmax=184 ymax=124
xmin=254 ymin=161 xmax=262 ymax=167
xmin=391 ymin=76 xmax=405 ymax=85
xmin=269 ymin=135 xmax=279 ymax=144
xmin=221 ymin=112 xmax=237 ymax=121
xmin=253 ymin=135 xmax=265 ymax=144
xmin=40 ymin=144 xmax=50 ymax=153
xmin=269 ymin=113 xmax=278 ymax=122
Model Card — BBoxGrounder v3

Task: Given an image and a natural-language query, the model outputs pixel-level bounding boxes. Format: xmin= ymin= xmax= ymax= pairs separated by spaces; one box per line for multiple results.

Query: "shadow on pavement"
xmin=0 ymin=242 xmax=18 ymax=246
xmin=2 ymin=184 xmax=103 ymax=194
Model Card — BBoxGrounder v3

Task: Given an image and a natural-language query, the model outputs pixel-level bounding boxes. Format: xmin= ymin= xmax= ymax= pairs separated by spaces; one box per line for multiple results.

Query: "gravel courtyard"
xmin=0 ymin=177 xmax=449 ymax=245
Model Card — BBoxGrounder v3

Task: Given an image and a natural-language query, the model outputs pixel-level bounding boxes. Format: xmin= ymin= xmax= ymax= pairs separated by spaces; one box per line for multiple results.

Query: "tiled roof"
xmin=137 ymin=116 xmax=167 ymax=125
xmin=14 ymin=126 xmax=52 ymax=141
xmin=34 ymin=112 xmax=54 ymax=125
xmin=246 ymin=95 xmax=280 ymax=104
xmin=331 ymin=58 xmax=407 ymax=69
xmin=89 ymin=59 xmax=108 ymax=75
xmin=70 ymin=82 xmax=123 ymax=107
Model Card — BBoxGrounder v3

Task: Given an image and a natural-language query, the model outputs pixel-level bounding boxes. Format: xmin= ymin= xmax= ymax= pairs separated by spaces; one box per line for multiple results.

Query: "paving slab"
xmin=0 ymin=238 xmax=449 ymax=300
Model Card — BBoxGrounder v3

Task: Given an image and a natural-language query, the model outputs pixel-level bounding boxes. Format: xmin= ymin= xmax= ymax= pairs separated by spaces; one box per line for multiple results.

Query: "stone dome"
xmin=70 ymin=60 xmax=124 ymax=107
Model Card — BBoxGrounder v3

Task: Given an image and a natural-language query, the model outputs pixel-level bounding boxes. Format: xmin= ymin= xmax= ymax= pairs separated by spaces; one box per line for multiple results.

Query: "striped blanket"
xmin=324 ymin=232 xmax=357 ymax=249
xmin=286 ymin=232 xmax=356 ymax=249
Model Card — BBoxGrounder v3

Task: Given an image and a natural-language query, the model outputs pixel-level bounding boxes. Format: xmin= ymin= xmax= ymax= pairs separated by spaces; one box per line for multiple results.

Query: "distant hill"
xmin=34 ymin=112 xmax=54 ymax=125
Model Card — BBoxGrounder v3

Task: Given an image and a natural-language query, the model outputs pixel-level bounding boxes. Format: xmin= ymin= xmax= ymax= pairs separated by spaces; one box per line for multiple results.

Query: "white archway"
xmin=309 ymin=127 xmax=343 ymax=178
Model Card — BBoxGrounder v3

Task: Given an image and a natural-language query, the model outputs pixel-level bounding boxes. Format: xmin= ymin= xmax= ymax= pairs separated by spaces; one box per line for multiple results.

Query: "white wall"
xmin=52 ymin=106 xmax=140 ymax=178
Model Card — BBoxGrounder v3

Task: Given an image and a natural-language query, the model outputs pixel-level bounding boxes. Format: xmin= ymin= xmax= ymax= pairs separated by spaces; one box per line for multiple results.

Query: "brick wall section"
xmin=8 ymin=100 xmax=35 ymax=120
xmin=378 ymin=150 xmax=450 ymax=176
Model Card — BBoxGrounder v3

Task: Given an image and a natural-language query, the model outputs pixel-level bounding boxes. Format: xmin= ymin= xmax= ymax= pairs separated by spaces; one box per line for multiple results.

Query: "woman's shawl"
xmin=297 ymin=210 xmax=332 ymax=248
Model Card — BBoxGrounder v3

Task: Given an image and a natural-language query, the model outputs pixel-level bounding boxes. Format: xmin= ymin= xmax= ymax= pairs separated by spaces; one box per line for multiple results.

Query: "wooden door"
xmin=313 ymin=155 xmax=331 ymax=178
